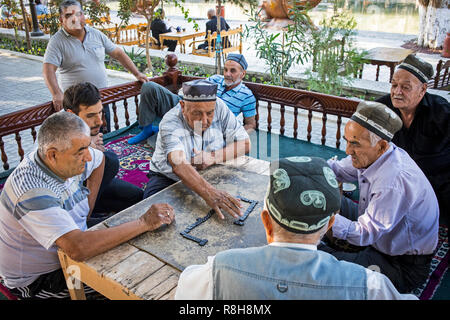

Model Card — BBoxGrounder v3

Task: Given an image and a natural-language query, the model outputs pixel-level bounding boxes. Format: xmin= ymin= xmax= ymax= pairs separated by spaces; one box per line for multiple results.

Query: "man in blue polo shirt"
xmin=128 ymin=54 xmax=256 ymax=144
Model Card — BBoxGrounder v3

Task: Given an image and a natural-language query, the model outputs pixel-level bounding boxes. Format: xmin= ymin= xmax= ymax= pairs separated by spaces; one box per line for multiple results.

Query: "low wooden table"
xmin=159 ymin=30 xmax=206 ymax=54
xmin=58 ymin=156 xmax=270 ymax=300
xmin=366 ymin=47 xmax=413 ymax=82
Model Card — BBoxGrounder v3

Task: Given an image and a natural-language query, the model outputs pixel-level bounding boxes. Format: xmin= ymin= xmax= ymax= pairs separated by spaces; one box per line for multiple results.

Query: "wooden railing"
xmin=428 ymin=59 xmax=450 ymax=90
xmin=0 ymin=54 xmax=359 ymax=172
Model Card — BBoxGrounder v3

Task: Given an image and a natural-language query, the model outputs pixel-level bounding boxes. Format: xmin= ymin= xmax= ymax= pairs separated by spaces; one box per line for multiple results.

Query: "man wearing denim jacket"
xmin=174 ymin=157 xmax=417 ymax=300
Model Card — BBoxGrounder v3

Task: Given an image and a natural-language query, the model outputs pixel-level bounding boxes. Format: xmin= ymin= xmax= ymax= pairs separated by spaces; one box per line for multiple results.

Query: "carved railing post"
xmin=163 ymin=53 xmax=182 ymax=94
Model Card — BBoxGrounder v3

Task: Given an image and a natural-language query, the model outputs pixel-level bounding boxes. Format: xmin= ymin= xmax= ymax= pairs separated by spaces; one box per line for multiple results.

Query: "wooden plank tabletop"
xmin=367 ymin=47 xmax=413 ymax=64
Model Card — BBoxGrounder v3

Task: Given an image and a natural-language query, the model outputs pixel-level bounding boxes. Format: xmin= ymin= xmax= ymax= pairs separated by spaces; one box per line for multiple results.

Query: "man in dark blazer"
xmin=198 ymin=8 xmax=230 ymax=50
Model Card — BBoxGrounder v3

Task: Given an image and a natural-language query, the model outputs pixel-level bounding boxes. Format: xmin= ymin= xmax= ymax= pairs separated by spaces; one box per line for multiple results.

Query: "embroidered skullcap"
xmin=182 ymin=79 xmax=217 ymax=102
xmin=397 ymin=54 xmax=434 ymax=83
xmin=265 ymin=157 xmax=341 ymax=234
xmin=226 ymin=53 xmax=248 ymax=70
xmin=351 ymin=101 xmax=403 ymax=142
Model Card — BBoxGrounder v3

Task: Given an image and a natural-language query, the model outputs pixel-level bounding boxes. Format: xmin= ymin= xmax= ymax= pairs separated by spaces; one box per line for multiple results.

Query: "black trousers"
xmin=318 ymin=197 xmax=433 ymax=293
xmin=88 ymin=151 xmax=143 ymax=227
xmin=163 ymin=39 xmax=177 ymax=52
xmin=143 ymin=170 xmax=176 ymax=199
xmin=4 ymin=269 xmax=101 ymax=300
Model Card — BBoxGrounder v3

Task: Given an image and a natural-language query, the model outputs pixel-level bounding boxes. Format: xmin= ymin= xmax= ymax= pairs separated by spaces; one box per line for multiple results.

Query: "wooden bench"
xmin=103 ymin=23 xmax=145 ymax=46
xmin=0 ymin=54 xmax=359 ymax=173
xmin=428 ymin=59 xmax=450 ymax=90
xmin=103 ymin=23 xmax=166 ymax=50
xmin=190 ymin=25 xmax=243 ymax=58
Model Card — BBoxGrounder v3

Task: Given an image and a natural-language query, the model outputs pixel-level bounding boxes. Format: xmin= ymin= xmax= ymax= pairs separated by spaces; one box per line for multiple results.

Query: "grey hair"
xmin=348 ymin=119 xmax=383 ymax=146
xmin=37 ymin=112 xmax=90 ymax=156
xmin=368 ymin=130 xmax=382 ymax=146
xmin=207 ymin=8 xmax=216 ymax=16
xmin=59 ymin=0 xmax=82 ymax=15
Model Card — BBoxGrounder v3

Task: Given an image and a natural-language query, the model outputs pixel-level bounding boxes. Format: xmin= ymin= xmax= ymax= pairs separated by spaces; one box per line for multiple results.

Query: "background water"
xmin=106 ymin=0 xmax=419 ymax=35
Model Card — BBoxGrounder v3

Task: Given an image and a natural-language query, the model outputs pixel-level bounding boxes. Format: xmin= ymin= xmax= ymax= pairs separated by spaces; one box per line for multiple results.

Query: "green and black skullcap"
xmin=265 ymin=157 xmax=341 ymax=234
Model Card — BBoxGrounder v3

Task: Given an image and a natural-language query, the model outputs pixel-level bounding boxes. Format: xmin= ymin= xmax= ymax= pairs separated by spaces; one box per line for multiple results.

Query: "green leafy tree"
xmin=244 ymin=4 xmax=312 ymax=86
xmin=0 ymin=0 xmax=29 ymax=48
xmin=117 ymin=0 xmax=257 ymax=74
xmin=304 ymin=7 xmax=368 ymax=96
xmin=117 ymin=0 xmax=201 ymax=74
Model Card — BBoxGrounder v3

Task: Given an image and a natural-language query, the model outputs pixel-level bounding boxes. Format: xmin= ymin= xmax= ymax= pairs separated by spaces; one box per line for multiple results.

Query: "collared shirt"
xmin=174 ymin=242 xmax=418 ymax=300
xmin=376 ymin=93 xmax=450 ymax=178
xmin=43 ymin=25 xmax=117 ymax=91
xmin=328 ymin=144 xmax=439 ymax=256
xmin=149 ymin=97 xmax=249 ymax=181
xmin=0 ymin=148 xmax=103 ymax=288
xmin=207 ymin=75 xmax=256 ymax=118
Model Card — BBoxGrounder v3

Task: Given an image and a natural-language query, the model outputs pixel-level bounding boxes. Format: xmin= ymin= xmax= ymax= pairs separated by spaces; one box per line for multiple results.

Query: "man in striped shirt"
xmin=128 ymin=53 xmax=256 ymax=144
xmin=0 ymin=112 xmax=175 ymax=299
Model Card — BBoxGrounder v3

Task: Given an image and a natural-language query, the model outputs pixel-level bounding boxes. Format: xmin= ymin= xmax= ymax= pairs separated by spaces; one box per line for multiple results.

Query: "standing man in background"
xmin=43 ymin=0 xmax=148 ymax=132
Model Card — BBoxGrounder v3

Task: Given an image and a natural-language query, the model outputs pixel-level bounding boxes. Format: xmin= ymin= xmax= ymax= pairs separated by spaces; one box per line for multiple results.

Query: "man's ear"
xmin=378 ymin=139 xmax=390 ymax=153
xmin=45 ymin=147 xmax=59 ymax=165
xmin=179 ymin=100 xmax=185 ymax=111
xmin=66 ymin=108 xmax=75 ymax=114
xmin=240 ymin=70 xmax=246 ymax=81
xmin=327 ymin=214 xmax=335 ymax=232
xmin=261 ymin=210 xmax=274 ymax=244
xmin=420 ymin=83 xmax=428 ymax=95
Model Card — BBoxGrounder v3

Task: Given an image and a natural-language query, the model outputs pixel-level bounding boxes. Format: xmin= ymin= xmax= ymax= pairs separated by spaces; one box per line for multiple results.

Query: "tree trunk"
xmin=19 ymin=0 xmax=31 ymax=51
xmin=215 ymin=0 xmax=223 ymax=75
xmin=417 ymin=0 xmax=449 ymax=49
xmin=145 ymin=17 xmax=153 ymax=74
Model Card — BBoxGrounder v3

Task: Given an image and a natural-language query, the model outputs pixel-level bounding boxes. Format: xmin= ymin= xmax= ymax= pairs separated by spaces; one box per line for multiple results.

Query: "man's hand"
xmin=203 ymin=187 xmax=242 ymax=220
xmin=140 ymin=203 xmax=175 ymax=231
xmin=191 ymin=148 xmax=215 ymax=170
xmin=90 ymin=133 xmax=105 ymax=152
xmin=135 ymin=72 xmax=149 ymax=83
xmin=52 ymin=91 xmax=64 ymax=111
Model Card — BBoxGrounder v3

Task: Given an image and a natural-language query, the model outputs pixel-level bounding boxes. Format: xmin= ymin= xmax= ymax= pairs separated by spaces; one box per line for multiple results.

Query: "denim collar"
xmin=269 ymin=242 xmax=317 ymax=251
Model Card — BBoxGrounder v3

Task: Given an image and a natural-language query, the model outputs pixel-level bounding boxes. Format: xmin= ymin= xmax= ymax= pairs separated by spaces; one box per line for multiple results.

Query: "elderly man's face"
xmin=52 ymin=134 xmax=92 ymax=179
xmin=60 ymin=5 xmax=85 ymax=33
xmin=390 ymin=69 xmax=427 ymax=111
xmin=344 ymin=121 xmax=382 ymax=169
xmin=76 ymin=101 xmax=103 ymax=136
xmin=223 ymin=60 xmax=245 ymax=88
xmin=181 ymin=100 xmax=215 ymax=133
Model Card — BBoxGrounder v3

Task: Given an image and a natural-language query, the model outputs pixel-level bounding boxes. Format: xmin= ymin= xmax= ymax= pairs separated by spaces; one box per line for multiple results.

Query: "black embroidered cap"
xmin=350 ymin=101 xmax=403 ymax=142
xmin=397 ymin=54 xmax=434 ymax=83
xmin=182 ymin=79 xmax=218 ymax=102
xmin=265 ymin=157 xmax=341 ymax=234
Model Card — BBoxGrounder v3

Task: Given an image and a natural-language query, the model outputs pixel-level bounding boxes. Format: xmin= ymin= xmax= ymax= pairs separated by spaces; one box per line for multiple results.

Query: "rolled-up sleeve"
xmin=333 ymin=187 xmax=405 ymax=247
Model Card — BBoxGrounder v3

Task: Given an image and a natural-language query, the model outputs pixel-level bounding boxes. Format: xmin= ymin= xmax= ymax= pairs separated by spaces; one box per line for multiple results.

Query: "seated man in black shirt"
xmin=151 ymin=8 xmax=177 ymax=52
xmin=198 ymin=8 xmax=230 ymax=50
xmin=376 ymin=54 xmax=450 ymax=226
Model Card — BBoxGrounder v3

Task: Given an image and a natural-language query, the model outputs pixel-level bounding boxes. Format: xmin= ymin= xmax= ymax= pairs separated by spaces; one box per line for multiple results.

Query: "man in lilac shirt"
xmin=319 ymin=101 xmax=439 ymax=294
